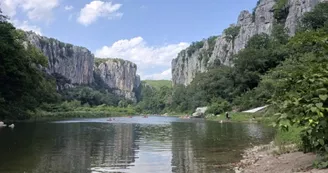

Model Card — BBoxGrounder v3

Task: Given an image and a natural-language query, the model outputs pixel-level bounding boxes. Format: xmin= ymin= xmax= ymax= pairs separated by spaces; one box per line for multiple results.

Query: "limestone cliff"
xmin=25 ymin=32 xmax=94 ymax=89
xmin=26 ymin=32 xmax=140 ymax=101
xmin=172 ymin=0 xmax=328 ymax=86
xmin=94 ymin=59 xmax=141 ymax=102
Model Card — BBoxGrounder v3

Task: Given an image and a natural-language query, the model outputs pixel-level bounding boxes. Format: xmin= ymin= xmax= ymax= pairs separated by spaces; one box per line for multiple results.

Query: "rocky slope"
xmin=25 ymin=32 xmax=94 ymax=89
xmin=94 ymin=59 xmax=141 ymax=102
xmin=25 ymin=32 xmax=140 ymax=101
xmin=172 ymin=0 xmax=328 ymax=86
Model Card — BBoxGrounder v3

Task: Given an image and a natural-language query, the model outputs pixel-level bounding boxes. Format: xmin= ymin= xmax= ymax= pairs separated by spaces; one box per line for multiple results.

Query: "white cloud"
xmin=0 ymin=0 xmax=59 ymax=22
xmin=11 ymin=20 xmax=42 ymax=35
xmin=143 ymin=69 xmax=172 ymax=80
xmin=22 ymin=0 xmax=59 ymax=21
xmin=65 ymin=5 xmax=74 ymax=11
xmin=95 ymin=37 xmax=189 ymax=80
xmin=77 ymin=1 xmax=122 ymax=26
xmin=1 ymin=0 xmax=20 ymax=17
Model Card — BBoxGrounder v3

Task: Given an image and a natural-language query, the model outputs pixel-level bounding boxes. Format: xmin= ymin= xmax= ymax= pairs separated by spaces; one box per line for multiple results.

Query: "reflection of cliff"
xmin=32 ymin=123 xmax=92 ymax=173
xmin=91 ymin=123 xmax=137 ymax=169
xmin=31 ymin=123 xmax=139 ymax=173
xmin=171 ymin=122 xmax=206 ymax=173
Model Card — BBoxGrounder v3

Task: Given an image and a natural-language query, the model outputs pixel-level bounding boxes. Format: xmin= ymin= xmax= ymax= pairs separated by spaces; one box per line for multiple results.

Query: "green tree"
xmin=301 ymin=2 xmax=328 ymax=31
xmin=224 ymin=25 xmax=241 ymax=52
xmin=0 ymin=18 xmax=58 ymax=119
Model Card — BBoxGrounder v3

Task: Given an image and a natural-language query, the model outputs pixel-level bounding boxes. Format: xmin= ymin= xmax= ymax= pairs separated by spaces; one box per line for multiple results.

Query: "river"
xmin=0 ymin=116 xmax=274 ymax=173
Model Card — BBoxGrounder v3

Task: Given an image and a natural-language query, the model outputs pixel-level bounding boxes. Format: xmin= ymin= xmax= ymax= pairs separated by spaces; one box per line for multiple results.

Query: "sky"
xmin=1 ymin=0 xmax=258 ymax=80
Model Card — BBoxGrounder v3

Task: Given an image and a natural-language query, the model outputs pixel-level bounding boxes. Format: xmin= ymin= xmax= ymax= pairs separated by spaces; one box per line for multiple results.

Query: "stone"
xmin=94 ymin=59 xmax=140 ymax=102
xmin=172 ymin=0 xmax=326 ymax=86
xmin=25 ymin=32 xmax=94 ymax=88
xmin=26 ymin=32 xmax=140 ymax=101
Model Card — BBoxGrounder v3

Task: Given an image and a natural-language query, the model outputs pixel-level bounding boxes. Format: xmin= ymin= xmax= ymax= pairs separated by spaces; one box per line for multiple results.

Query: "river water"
xmin=0 ymin=116 xmax=274 ymax=173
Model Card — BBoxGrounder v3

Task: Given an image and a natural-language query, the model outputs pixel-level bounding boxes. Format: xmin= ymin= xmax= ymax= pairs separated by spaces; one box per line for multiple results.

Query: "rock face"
xmin=172 ymin=0 xmax=328 ymax=86
xmin=26 ymin=32 xmax=140 ymax=101
xmin=25 ymin=32 xmax=94 ymax=88
xmin=94 ymin=59 xmax=141 ymax=102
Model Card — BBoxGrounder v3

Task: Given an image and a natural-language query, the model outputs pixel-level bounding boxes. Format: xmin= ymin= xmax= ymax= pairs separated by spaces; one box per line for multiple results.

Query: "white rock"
xmin=94 ymin=59 xmax=140 ymax=102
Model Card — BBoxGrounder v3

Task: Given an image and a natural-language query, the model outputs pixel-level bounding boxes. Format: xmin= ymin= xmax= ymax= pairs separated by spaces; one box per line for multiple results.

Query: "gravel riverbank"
xmin=234 ymin=142 xmax=327 ymax=173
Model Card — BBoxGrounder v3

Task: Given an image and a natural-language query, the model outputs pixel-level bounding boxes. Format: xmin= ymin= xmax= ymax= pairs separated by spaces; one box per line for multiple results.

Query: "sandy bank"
xmin=234 ymin=142 xmax=327 ymax=173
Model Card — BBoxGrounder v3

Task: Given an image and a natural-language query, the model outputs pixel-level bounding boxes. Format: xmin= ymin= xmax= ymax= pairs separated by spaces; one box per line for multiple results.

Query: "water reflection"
xmin=0 ymin=116 xmax=274 ymax=173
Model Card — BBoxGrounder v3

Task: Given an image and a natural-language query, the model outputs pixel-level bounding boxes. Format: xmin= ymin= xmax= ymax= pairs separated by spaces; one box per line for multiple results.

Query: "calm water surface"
xmin=0 ymin=116 xmax=274 ymax=173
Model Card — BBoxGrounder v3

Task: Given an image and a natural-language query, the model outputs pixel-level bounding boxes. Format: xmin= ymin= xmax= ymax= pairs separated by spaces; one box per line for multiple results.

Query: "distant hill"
xmin=143 ymin=80 xmax=172 ymax=89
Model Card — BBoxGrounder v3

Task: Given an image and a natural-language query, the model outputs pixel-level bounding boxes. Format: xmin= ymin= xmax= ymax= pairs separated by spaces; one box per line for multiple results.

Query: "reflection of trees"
xmin=136 ymin=124 xmax=172 ymax=141
xmin=170 ymin=121 xmax=275 ymax=173
xmin=0 ymin=122 xmax=140 ymax=173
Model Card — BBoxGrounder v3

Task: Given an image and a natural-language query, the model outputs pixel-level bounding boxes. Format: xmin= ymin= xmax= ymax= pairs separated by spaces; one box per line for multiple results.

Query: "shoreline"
xmin=233 ymin=142 xmax=327 ymax=173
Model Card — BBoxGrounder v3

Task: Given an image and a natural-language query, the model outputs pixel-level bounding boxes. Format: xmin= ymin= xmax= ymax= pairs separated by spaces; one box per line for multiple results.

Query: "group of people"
xmin=107 ymin=115 xmax=148 ymax=121
xmin=181 ymin=115 xmax=190 ymax=119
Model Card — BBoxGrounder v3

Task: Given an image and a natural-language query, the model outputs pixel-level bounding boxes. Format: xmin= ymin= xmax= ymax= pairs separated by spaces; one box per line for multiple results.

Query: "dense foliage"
xmin=60 ymin=86 xmax=120 ymax=107
xmin=136 ymin=82 xmax=172 ymax=114
xmin=0 ymin=16 xmax=59 ymax=120
xmin=143 ymin=80 xmax=172 ymax=90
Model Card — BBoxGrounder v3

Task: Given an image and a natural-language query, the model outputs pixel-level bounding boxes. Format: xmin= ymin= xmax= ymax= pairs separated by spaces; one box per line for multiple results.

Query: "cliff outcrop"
xmin=172 ymin=0 xmax=327 ymax=86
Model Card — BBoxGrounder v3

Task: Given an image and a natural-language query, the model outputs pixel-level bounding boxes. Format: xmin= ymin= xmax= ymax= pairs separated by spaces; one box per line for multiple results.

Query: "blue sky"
xmin=1 ymin=0 xmax=258 ymax=80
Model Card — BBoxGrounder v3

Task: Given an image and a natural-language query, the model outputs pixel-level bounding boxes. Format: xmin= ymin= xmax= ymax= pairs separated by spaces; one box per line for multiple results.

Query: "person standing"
xmin=225 ymin=112 xmax=230 ymax=120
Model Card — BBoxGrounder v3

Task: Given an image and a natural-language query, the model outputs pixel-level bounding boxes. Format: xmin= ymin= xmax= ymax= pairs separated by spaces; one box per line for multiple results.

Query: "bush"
xmin=273 ymin=0 xmax=289 ymax=23
xmin=60 ymin=86 xmax=119 ymax=106
xmin=206 ymin=99 xmax=231 ymax=115
xmin=187 ymin=41 xmax=204 ymax=56
xmin=272 ymin=54 xmax=328 ymax=167
xmin=301 ymin=2 xmax=328 ymax=31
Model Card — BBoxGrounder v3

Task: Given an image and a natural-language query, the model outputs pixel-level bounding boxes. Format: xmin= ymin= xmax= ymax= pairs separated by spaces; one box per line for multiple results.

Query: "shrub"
xmin=273 ymin=0 xmax=289 ymax=24
xmin=206 ymin=99 xmax=231 ymax=115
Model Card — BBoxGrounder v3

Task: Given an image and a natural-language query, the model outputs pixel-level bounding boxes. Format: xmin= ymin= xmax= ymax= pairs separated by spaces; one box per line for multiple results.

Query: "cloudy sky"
xmin=1 ymin=0 xmax=257 ymax=80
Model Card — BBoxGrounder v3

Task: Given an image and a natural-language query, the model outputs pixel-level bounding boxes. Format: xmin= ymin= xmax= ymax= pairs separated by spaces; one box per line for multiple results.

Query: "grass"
xmin=206 ymin=111 xmax=303 ymax=155
xmin=33 ymin=101 xmax=136 ymax=118
xmin=206 ymin=112 xmax=273 ymax=122
xmin=143 ymin=80 xmax=172 ymax=90
xmin=34 ymin=111 xmax=131 ymax=118
xmin=273 ymin=124 xmax=303 ymax=154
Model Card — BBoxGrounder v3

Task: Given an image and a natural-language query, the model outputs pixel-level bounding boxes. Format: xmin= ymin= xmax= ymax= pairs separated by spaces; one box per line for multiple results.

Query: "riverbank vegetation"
xmin=35 ymin=101 xmax=136 ymax=118
xmin=0 ymin=13 xmax=59 ymax=120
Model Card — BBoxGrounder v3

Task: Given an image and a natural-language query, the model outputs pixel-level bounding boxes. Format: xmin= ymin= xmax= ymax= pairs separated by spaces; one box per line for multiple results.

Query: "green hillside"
xmin=143 ymin=80 xmax=172 ymax=89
